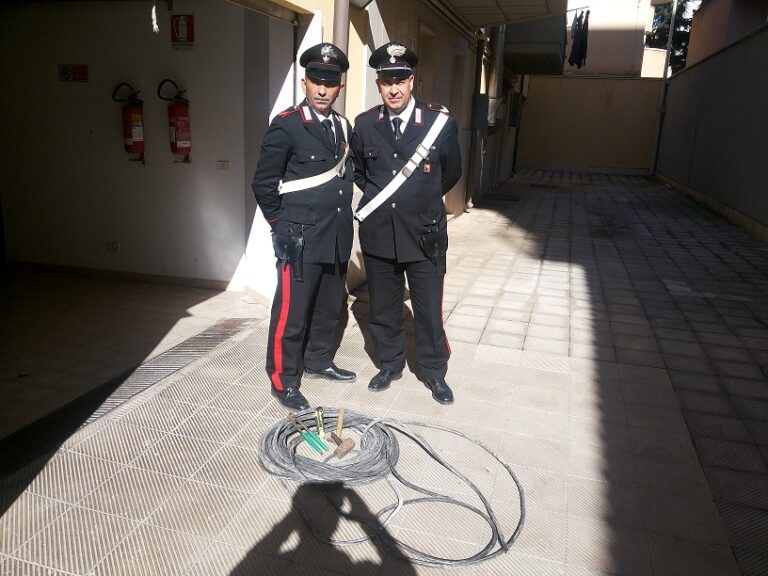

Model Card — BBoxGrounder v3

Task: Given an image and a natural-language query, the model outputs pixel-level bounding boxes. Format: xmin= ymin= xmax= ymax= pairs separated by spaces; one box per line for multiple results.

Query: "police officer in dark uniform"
xmin=351 ymin=42 xmax=462 ymax=404
xmin=252 ymin=43 xmax=356 ymax=411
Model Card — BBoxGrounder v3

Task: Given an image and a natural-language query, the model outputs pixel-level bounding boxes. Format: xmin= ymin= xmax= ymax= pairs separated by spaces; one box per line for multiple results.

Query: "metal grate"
xmin=0 ymin=318 xmax=256 ymax=477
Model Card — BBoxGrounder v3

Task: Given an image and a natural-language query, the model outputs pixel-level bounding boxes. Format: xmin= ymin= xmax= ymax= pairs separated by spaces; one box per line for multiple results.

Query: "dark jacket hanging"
xmin=568 ymin=10 xmax=590 ymax=69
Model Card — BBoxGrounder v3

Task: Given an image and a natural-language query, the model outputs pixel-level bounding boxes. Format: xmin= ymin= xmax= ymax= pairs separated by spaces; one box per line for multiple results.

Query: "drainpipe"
xmin=490 ymin=25 xmax=506 ymax=189
xmin=650 ymin=0 xmax=679 ymax=176
xmin=511 ymin=75 xmax=524 ymax=176
xmin=333 ymin=0 xmax=350 ymax=114
xmin=464 ymin=32 xmax=486 ymax=208
xmin=490 ymin=25 xmax=506 ymax=100
xmin=293 ymin=19 xmax=299 ymax=105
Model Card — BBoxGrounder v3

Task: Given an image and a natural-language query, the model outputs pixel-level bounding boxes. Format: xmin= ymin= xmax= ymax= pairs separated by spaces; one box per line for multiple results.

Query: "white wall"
xmin=233 ymin=12 xmax=324 ymax=301
xmin=0 ymin=0 xmax=253 ymax=284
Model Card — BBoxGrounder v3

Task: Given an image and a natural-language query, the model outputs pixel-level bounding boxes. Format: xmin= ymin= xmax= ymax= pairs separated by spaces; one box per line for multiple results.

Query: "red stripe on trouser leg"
xmin=441 ymin=281 xmax=451 ymax=356
xmin=270 ymin=263 xmax=292 ymax=391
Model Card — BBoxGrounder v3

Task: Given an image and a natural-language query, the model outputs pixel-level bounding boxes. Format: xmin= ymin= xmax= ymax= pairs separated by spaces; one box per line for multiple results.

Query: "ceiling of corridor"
xmin=442 ymin=0 xmax=569 ymax=29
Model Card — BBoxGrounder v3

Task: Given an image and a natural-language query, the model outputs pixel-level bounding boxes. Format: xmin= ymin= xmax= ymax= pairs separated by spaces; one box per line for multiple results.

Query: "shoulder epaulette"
xmin=427 ymin=103 xmax=450 ymax=115
xmin=277 ymin=106 xmax=299 ymax=118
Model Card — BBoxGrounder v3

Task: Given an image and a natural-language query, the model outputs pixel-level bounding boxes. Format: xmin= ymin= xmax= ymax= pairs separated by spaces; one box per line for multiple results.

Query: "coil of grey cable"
xmin=259 ymin=407 xmax=526 ymax=567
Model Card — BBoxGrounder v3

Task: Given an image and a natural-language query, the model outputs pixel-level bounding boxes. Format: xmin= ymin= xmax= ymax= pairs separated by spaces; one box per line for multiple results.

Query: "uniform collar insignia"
xmin=300 ymin=105 xmax=314 ymax=123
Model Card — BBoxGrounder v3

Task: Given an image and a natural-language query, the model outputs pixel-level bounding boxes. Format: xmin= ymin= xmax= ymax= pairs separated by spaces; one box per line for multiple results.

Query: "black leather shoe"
xmin=271 ymin=386 xmax=310 ymax=411
xmin=304 ymin=363 xmax=357 ymax=382
xmin=423 ymin=377 xmax=454 ymax=405
xmin=368 ymin=369 xmax=402 ymax=392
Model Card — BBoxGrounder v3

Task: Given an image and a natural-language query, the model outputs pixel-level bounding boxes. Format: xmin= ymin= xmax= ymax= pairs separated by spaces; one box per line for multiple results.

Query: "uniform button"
xmin=391 ymin=202 xmax=396 ymax=208
xmin=337 ymin=207 xmax=341 ymax=212
xmin=338 ymin=190 xmax=343 ymax=195
xmin=311 ymin=155 xmax=315 ymax=159
xmin=433 ymin=219 xmax=436 ymax=223
xmin=392 ymin=169 xmax=397 ymax=176
xmin=393 ymin=153 xmax=398 ymax=158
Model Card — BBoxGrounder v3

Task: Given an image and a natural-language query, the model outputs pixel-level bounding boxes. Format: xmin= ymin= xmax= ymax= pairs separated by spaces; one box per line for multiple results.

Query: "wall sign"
xmin=171 ymin=14 xmax=194 ymax=51
xmin=58 ymin=64 xmax=89 ymax=82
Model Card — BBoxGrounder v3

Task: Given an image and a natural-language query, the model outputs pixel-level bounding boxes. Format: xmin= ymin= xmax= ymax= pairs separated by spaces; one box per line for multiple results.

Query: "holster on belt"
xmin=272 ymin=231 xmax=305 ymax=282
xmin=419 ymin=225 xmax=448 ymax=274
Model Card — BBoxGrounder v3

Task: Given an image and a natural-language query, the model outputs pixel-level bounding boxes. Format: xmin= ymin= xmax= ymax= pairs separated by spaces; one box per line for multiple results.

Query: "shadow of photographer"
xmin=230 ymin=482 xmax=417 ymax=576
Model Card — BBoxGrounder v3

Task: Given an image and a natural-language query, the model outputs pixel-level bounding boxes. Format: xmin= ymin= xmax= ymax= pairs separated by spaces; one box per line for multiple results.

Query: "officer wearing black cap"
xmin=351 ymin=42 xmax=462 ymax=404
xmin=252 ymin=42 xmax=356 ymax=411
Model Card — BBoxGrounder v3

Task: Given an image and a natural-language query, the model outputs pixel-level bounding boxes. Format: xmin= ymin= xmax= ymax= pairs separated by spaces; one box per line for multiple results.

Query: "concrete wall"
xmin=687 ymin=0 xmax=768 ymax=66
xmin=0 ymin=0 xmax=252 ymax=286
xmin=641 ymin=47 xmax=666 ymax=78
xmin=237 ymin=13 xmax=298 ymax=301
xmin=657 ymin=24 xmax=768 ymax=229
xmin=517 ymin=76 xmax=662 ymax=173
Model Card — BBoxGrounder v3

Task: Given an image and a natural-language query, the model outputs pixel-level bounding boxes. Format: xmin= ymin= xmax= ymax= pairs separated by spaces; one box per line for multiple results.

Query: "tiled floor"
xmin=0 ymin=269 xmax=268 ymax=439
xmin=1 ymin=173 xmax=767 ymax=575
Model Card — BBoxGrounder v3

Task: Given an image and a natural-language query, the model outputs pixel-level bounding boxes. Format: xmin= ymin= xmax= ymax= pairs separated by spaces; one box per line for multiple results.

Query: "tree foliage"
xmin=646 ymin=0 xmax=694 ymax=73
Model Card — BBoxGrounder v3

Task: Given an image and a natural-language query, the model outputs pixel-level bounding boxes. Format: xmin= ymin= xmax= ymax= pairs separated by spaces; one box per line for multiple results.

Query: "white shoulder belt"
xmin=278 ymin=119 xmax=349 ymax=195
xmin=354 ymin=109 xmax=449 ymax=223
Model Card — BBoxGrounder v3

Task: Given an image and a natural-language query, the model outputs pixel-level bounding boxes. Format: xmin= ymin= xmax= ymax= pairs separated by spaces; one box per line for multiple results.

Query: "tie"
xmin=321 ymin=119 xmax=335 ymax=151
xmin=392 ymin=117 xmax=402 ymax=141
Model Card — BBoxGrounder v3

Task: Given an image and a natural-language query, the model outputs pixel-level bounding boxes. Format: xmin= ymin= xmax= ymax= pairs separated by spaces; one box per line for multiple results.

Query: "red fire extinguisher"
xmin=157 ymin=79 xmax=191 ymax=160
xmin=112 ymin=82 xmax=145 ymax=158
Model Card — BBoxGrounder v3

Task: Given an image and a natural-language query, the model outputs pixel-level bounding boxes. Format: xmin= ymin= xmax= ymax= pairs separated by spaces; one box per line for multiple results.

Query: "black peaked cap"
xmin=300 ymin=43 xmax=349 ymax=82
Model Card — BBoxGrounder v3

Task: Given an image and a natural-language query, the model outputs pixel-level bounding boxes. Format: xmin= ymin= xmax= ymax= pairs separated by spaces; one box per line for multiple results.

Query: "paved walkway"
xmin=1 ymin=173 xmax=767 ymax=575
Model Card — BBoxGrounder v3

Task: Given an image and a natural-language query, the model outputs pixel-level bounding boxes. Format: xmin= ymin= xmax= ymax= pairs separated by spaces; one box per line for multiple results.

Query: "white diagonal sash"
xmin=355 ymin=111 xmax=449 ymax=223
xmin=278 ymin=119 xmax=349 ymax=195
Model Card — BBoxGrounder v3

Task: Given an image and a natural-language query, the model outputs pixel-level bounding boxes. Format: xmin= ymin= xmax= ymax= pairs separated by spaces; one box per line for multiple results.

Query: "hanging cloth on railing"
xmin=568 ymin=10 xmax=590 ymax=68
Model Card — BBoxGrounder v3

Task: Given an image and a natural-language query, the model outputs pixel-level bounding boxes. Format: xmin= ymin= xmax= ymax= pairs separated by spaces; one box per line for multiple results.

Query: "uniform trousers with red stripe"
xmin=363 ymin=253 xmax=450 ymax=380
xmin=266 ymin=257 xmax=347 ymax=391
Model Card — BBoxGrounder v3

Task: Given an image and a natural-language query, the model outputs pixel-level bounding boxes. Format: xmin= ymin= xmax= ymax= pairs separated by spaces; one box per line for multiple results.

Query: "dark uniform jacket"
xmin=252 ymin=99 xmax=355 ymax=264
xmin=351 ymin=99 xmax=461 ymax=262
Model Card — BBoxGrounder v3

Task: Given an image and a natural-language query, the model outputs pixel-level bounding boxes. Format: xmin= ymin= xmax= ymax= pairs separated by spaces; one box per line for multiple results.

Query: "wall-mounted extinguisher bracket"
xmin=157 ymin=78 xmax=191 ymax=163
xmin=112 ymin=82 xmax=145 ymax=164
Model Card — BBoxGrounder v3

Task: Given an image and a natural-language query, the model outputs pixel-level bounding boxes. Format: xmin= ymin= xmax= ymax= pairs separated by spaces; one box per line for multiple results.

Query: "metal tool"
xmin=287 ymin=422 xmax=324 ymax=454
xmin=330 ymin=431 xmax=355 ymax=459
xmin=287 ymin=413 xmax=330 ymax=452
xmin=315 ymin=407 xmax=326 ymax=439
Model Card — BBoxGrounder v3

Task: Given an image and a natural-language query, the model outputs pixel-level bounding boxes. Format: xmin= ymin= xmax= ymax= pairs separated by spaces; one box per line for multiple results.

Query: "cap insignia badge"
xmin=321 ymin=45 xmax=336 ymax=63
xmin=386 ymin=44 xmax=406 ymax=64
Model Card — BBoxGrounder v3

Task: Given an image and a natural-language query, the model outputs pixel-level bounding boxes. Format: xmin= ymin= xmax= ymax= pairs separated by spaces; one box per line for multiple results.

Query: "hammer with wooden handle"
xmin=330 ymin=431 xmax=355 ymax=459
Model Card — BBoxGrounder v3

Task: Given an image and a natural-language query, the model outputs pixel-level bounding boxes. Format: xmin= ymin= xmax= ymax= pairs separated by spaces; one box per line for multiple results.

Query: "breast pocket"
xmin=363 ymin=147 xmax=378 ymax=160
xmin=297 ymin=150 xmax=331 ymax=164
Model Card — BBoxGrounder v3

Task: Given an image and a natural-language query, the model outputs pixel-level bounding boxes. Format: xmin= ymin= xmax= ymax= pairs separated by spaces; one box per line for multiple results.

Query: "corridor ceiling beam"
xmin=435 ymin=0 xmax=569 ymax=29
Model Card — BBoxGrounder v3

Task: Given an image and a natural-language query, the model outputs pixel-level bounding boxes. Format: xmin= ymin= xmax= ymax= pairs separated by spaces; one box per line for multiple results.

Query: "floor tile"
xmin=5 ymin=174 xmax=768 ymax=576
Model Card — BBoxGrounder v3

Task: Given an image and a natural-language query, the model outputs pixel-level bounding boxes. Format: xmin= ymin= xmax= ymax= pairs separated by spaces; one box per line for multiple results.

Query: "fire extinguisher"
xmin=157 ymin=79 xmax=191 ymax=161
xmin=112 ymin=82 xmax=145 ymax=160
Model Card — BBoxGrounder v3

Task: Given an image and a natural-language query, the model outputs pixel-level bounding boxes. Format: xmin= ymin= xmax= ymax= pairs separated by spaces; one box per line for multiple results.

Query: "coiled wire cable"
xmin=258 ymin=408 xmax=526 ymax=567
